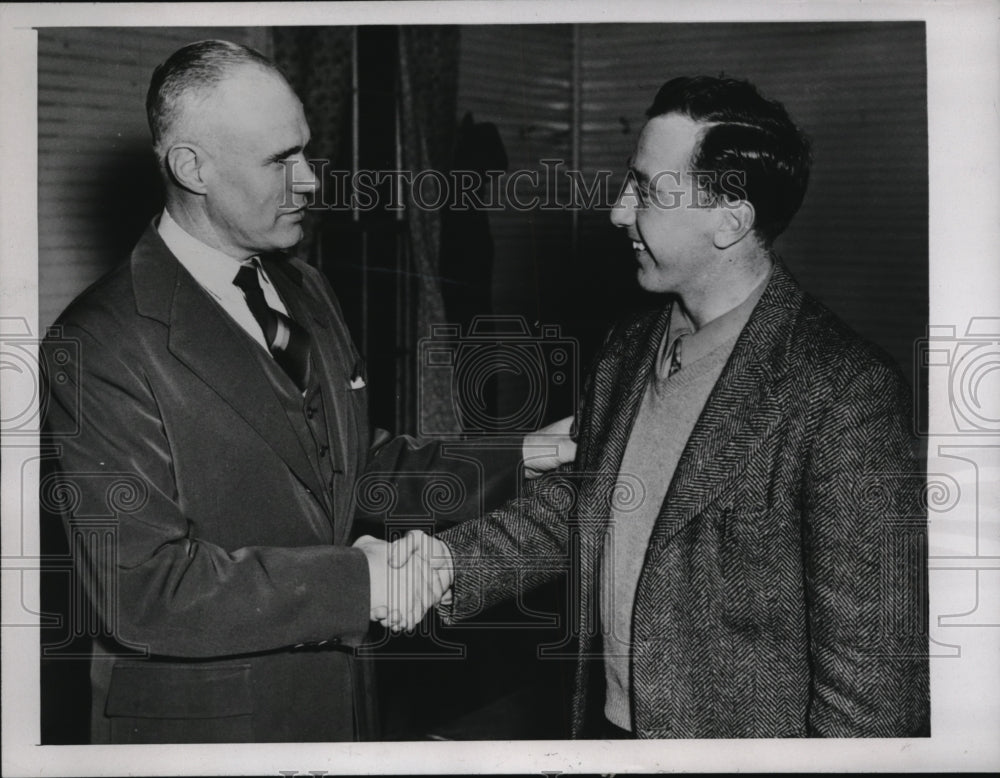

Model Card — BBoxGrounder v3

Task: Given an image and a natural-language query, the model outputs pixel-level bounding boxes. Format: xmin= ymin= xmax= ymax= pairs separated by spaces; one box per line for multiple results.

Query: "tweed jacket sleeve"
xmin=437 ymin=318 xmax=625 ymax=622
xmin=436 ymin=323 xmax=618 ymax=619
xmin=800 ymin=355 xmax=929 ymax=737
xmin=437 ymin=465 xmax=574 ymax=620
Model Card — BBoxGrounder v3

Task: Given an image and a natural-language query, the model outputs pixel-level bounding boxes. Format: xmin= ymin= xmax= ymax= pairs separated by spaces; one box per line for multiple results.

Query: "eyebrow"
xmin=267 ymin=144 xmax=305 ymax=164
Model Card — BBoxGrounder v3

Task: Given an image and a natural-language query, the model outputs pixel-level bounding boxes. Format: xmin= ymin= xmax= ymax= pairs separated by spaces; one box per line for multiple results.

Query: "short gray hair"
xmin=145 ymin=39 xmax=281 ymax=158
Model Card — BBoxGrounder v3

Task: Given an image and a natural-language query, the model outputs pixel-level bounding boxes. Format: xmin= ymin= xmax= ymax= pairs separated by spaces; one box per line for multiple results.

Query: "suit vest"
xmin=248 ymin=343 xmax=339 ymax=526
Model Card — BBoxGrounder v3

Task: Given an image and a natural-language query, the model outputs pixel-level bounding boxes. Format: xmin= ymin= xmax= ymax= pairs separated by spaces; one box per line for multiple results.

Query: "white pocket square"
xmin=350 ymin=376 xmax=366 ymax=390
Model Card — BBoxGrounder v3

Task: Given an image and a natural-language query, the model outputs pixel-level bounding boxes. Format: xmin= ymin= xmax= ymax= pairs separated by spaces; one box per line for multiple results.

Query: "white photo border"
xmin=3 ymin=1 xmax=999 ymax=775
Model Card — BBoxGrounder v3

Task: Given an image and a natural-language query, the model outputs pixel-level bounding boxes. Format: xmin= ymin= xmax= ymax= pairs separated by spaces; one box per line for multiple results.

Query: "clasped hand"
xmin=353 ymin=531 xmax=453 ymax=632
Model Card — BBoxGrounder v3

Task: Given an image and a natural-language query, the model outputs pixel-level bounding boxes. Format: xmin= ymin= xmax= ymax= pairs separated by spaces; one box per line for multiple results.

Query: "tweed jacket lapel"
xmin=130 ymin=225 xmax=325 ymax=500
xmin=583 ymin=304 xmax=671 ymax=527
xmin=566 ymin=303 xmax=670 ymax=672
xmin=644 ymin=261 xmax=804 ymax=560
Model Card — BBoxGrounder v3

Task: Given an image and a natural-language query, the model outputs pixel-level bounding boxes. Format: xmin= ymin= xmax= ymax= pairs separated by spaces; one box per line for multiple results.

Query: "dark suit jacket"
xmin=41 ymin=224 xmax=519 ymax=743
xmin=442 ymin=260 xmax=929 ymax=738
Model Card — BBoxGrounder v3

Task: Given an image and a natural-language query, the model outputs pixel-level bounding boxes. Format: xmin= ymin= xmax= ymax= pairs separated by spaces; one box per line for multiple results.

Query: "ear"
xmin=164 ymin=143 xmax=208 ymax=195
xmin=712 ymin=199 xmax=756 ymax=249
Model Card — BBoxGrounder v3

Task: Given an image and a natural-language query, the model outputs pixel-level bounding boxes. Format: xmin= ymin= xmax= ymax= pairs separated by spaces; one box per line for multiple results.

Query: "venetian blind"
xmin=456 ymin=25 xmax=574 ymax=321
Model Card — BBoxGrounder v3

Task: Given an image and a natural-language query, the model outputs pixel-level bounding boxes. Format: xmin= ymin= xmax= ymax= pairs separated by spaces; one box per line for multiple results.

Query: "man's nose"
xmin=610 ymin=180 xmax=636 ymax=228
xmin=290 ymin=155 xmax=319 ymax=194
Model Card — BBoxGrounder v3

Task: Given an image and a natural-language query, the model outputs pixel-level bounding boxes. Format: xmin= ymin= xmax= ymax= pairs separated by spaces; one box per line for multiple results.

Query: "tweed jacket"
xmin=441 ymin=260 xmax=929 ymax=738
xmin=41 ymin=224 xmax=520 ymax=743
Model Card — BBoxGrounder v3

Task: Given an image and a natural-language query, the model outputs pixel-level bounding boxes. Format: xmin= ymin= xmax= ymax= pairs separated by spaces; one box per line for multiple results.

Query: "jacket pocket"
xmin=105 ymin=662 xmax=253 ymax=743
xmin=716 ymin=503 xmax=789 ymax=628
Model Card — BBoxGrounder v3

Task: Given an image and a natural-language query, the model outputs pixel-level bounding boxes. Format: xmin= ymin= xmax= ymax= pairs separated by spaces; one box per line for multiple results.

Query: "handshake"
xmin=353 ymin=530 xmax=454 ymax=632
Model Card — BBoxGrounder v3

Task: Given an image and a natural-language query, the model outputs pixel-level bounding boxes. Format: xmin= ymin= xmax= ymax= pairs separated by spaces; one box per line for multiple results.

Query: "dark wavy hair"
xmin=647 ymin=75 xmax=812 ymax=245
xmin=146 ymin=40 xmax=279 ymax=159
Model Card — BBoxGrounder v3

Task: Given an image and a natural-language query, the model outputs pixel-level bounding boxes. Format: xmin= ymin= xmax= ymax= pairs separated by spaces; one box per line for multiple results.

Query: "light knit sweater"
xmin=601 ymin=272 xmax=771 ymax=730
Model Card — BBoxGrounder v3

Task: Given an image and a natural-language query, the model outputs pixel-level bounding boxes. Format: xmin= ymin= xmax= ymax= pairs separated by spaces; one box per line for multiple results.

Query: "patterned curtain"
xmin=398 ymin=26 xmax=461 ymax=435
xmin=271 ymin=27 xmax=354 ymax=261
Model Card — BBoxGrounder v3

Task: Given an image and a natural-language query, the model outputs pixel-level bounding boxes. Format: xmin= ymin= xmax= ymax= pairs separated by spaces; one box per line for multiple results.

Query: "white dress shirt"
xmin=157 ymin=209 xmax=289 ymax=355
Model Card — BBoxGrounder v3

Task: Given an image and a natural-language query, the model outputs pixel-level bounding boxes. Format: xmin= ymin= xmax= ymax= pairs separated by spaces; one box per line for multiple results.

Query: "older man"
xmin=400 ymin=75 xmax=929 ymax=738
xmin=41 ymin=40 xmax=571 ymax=744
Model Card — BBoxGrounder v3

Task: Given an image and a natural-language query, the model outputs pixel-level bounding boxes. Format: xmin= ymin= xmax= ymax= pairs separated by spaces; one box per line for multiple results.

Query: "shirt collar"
xmin=157 ymin=209 xmax=254 ymax=299
xmin=663 ymin=262 xmax=774 ymax=371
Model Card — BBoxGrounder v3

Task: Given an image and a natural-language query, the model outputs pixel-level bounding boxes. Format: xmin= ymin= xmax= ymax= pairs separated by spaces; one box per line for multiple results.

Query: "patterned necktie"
xmin=667 ymin=334 xmax=684 ymax=377
xmin=233 ymin=261 xmax=311 ymax=391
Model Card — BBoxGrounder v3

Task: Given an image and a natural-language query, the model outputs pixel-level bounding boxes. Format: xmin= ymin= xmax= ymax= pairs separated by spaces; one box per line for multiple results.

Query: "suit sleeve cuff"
xmin=333 ymin=546 xmax=372 ymax=647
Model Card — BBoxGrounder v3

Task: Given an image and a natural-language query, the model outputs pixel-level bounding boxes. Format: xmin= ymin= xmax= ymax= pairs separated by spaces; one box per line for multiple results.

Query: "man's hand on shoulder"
xmin=522 ymin=414 xmax=577 ymax=479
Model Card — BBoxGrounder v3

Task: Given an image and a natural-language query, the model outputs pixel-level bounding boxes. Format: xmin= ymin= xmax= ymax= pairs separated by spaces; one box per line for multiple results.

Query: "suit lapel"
xmin=644 ymin=263 xmax=803 ymax=558
xmin=131 ymin=226 xmax=325 ymax=499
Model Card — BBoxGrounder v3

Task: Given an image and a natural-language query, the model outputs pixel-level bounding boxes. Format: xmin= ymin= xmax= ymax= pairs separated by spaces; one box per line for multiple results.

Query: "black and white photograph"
xmin=1 ymin=1 xmax=998 ymax=775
